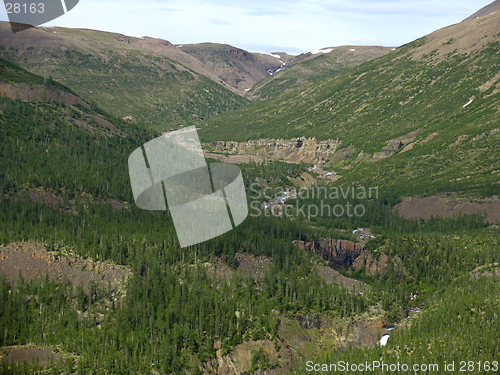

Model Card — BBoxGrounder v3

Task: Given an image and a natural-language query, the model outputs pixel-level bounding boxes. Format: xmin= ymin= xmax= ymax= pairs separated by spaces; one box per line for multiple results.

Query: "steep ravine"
xmin=294 ymin=238 xmax=405 ymax=277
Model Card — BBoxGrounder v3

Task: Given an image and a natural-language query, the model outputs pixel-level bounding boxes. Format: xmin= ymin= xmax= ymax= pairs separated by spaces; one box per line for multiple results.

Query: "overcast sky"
xmin=0 ymin=0 xmax=494 ymax=54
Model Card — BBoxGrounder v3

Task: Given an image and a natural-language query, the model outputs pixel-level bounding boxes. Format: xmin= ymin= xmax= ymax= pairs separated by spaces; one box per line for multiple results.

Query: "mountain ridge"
xmin=0 ymin=22 xmax=248 ymax=131
xmin=198 ymin=8 xmax=500 ymax=196
xmin=463 ymin=0 xmax=500 ymax=21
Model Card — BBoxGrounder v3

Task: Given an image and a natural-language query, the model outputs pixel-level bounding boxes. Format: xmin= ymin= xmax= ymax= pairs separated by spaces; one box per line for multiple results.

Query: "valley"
xmin=1 ymin=1 xmax=500 ymax=374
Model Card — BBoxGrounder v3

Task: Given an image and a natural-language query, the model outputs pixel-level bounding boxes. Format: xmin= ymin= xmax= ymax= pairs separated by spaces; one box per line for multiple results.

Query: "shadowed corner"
xmin=9 ymin=22 xmax=35 ymax=34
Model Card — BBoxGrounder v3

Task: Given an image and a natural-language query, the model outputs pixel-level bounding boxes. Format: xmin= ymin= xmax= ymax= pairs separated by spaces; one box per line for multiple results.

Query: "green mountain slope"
xmin=247 ymin=46 xmax=393 ymax=100
xmin=2 ymin=17 xmax=500 ymax=373
xmin=0 ymin=60 xmax=366 ymax=373
xmin=0 ymin=22 xmax=248 ymax=131
xmin=199 ymin=12 xmax=500 ymax=195
xmin=0 ymin=58 xmax=158 ymax=200
xmin=178 ymin=43 xmax=290 ymax=94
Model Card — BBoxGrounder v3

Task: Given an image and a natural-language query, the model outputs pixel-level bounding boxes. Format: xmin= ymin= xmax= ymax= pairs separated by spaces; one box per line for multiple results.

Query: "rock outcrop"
xmin=295 ymin=239 xmax=403 ymax=277
xmin=206 ymin=138 xmax=340 ymax=165
xmin=294 ymin=239 xmax=364 ymax=270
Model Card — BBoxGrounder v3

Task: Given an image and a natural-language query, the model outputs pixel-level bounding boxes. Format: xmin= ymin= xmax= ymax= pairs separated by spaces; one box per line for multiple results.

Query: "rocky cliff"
xmin=206 ymin=138 xmax=340 ymax=165
xmin=295 ymin=239 xmax=404 ymax=277
xmin=294 ymin=239 xmax=364 ymax=270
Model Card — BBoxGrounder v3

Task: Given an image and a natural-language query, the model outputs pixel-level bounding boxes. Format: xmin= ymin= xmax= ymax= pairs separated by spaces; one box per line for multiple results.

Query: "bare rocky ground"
xmin=205 ymin=152 xmax=269 ymax=165
xmin=316 ymin=265 xmax=368 ymax=292
xmin=208 ymin=251 xmax=368 ymax=292
xmin=0 ymin=345 xmax=73 ymax=368
xmin=0 ymin=243 xmax=130 ymax=368
xmin=0 ymin=82 xmax=124 ymax=136
xmin=394 ymin=195 xmax=500 ymax=223
xmin=211 ymin=338 xmax=300 ymax=375
xmin=208 ymin=308 xmax=391 ymax=375
xmin=471 ymin=262 xmax=500 ymax=279
xmin=0 ymin=243 xmax=390 ymax=374
xmin=205 ymin=138 xmax=340 ymax=166
xmin=9 ymin=187 xmax=128 ymax=215
xmin=0 ymin=242 xmax=131 ymax=293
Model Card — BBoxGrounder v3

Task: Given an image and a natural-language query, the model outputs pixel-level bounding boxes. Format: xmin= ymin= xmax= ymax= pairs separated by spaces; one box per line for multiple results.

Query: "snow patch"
xmin=463 ymin=99 xmax=474 ymax=108
xmin=264 ymin=53 xmax=281 ymax=59
xmin=391 ymin=48 xmax=396 ymax=51
xmin=177 ymin=44 xmax=183 ymax=48
xmin=308 ymin=48 xmax=333 ymax=55
xmin=379 ymin=335 xmax=390 ymax=346
xmin=349 ymin=48 xmax=356 ymax=52
xmin=244 ymin=88 xmax=250 ymax=92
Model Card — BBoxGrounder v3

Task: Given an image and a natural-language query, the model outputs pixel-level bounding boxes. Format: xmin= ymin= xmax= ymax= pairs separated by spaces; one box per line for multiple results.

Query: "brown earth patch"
xmin=97 ymin=197 xmax=128 ymax=210
xmin=0 ymin=82 xmax=88 ymax=107
xmin=288 ymin=172 xmax=317 ymax=188
xmin=1 ymin=346 xmax=59 ymax=366
xmin=207 ymin=258 xmax=234 ymax=281
xmin=0 ymin=243 xmax=131 ymax=294
xmin=71 ymin=106 xmax=123 ymax=136
xmin=394 ymin=196 xmax=500 ymax=223
xmin=27 ymin=190 xmax=61 ymax=207
xmin=471 ymin=262 xmax=500 ymax=279
xmin=277 ymin=310 xmax=390 ymax=362
xmin=0 ymin=345 xmax=71 ymax=367
xmin=204 ymin=152 xmax=268 ymax=164
xmin=317 ymin=265 xmax=368 ymax=292
xmin=207 ymin=253 xmax=272 ymax=283
xmin=235 ymin=253 xmax=272 ymax=282
xmin=215 ymin=338 xmax=299 ymax=375
xmin=422 ymin=132 xmax=439 ymax=143
xmin=10 ymin=188 xmax=128 ymax=213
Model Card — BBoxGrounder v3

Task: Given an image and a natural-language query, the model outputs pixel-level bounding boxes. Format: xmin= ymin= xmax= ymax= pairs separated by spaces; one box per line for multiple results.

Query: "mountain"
xmin=0 ymin=56 xmax=159 ymax=202
xmin=247 ymin=46 xmax=393 ymax=100
xmin=463 ymin=0 xmax=500 ymax=21
xmin=199 ymin=10 xmax=500 ymax=196
xmin=0 ymin=22 xmax=248 ymax=131
xmin=178 ymin=43 xmax=294 ymax=94
xmin=0 ymin=57 xmax=374 ymax=373
xmin=178 ymin=44 xmax=389 ymax=100
xmin=2 ymin=3 xmax=500 ymax=374
xmin=0 ymin=21 xmax=393 ymax=132
xmin=2 ymin=54 xmax=500 ymax=374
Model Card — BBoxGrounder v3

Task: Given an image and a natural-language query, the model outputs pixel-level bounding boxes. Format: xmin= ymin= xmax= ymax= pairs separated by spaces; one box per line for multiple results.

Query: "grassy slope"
xmin=2 ymin=41 xmax=500 ymax=374
xmin=248 ymin=46 xmax=393 ymax=101
xmin=179 ymin=43 xmax=285 ymax=93
xmin=0 ymin=61 xmax=368 ymax=374
xmin=0 ymin=22 xmax=248 ymax=132
xmin=199 ymin=13 xmax=500 ymax=196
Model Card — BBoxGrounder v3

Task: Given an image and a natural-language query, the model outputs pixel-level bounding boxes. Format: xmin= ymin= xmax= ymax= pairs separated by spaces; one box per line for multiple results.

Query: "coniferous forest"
xmin=1 ymin=12 xmax=500 ymax=373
